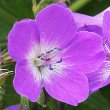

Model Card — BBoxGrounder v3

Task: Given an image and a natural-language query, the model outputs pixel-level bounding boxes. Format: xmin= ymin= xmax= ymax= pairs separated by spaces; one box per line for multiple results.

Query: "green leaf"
xmin=100 ymin=85 xmax=110 ymax=104
xmin=2 ymin=75 xmax=20 ymax=109
xmin=47 ymin=98 xmax=60 ymax=110
xmin=84 ymin=92 xmax=110 ymax=110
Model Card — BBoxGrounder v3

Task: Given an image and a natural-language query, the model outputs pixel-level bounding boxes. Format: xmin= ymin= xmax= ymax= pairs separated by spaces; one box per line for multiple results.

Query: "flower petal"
xmin=43 ymin=68 xmax=89 ymax=106
xmin=13 ymin=60 xmax=42 ymax=102
xmin=78 ymin=25 xmax=103 ymax=36
xmin=8 ymin=19 xmax=40 ymax=61
xmin=78 ymin=25 xmax=106 ymax=42
xmin=73 ymin=7 xmax=110 ymax=29
xmin=35 ymin=4 xmax=77 ymax=49
xmin=73 ymin=8 xmax=110 ymax=29
xmin=86 ymin=61 xmax=110 ymax=92
xmin=5 ymin=104 xmax=25 ymax=110
xmin=73 ymin=13 xmax=97 ymax=28
xmin=62 ymin=31 xmax=105 ymax=74
xmin=103 ymin=11 xmax=110 ymax=43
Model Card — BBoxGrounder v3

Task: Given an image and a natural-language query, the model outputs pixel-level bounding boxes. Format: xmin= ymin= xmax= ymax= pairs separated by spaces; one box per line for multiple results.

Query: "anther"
xmin=45 ymin=58 xmax=51 ymax=61
xmin=54 ymin=47 xmax=61 ymax=51
xmin=56 ymin=58 xmax=62 ymax=63
xmin=47 ymin=50 xmax=53 ymax=54
xmin=49 ymin=64 xmax=53 ymax=70
xmin=41 ymin=58 xmax=45 ymax=60
xmin=38 ymin=56 xmax=41 ymax=58
xmin=38 ymin=53 xmax=44 ymax=58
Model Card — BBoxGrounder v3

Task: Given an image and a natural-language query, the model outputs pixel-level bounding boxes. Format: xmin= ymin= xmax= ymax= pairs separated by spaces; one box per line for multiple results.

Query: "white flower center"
xmin=33 ymin=47 xmax=62 ymax=72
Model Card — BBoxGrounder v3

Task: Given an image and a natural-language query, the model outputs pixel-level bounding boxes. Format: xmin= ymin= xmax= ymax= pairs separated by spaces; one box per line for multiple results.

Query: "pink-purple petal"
xmin=78 ymin=25 xmax=106 ymax=42
xmin=13 ymin=60 xmax=42 ymax=102
xmin=62 ymin=31 xmax=105 ymax=74
xmin=73 ymin=13 xmax=102 ymax=28
xmin=43 ymin=69 xmax=89 ymax=106
xmin=35 ymin=4 xmax=77 ymax=49
xmin=86 ymin=61 xmax=110 ymax=92
xmin=5 ymin=104 xmax=25 ymax=110
xmin=8 ymin=19 xmax=40 ymax=62
xmin=103 ymin=11 xmax=110 ymax=43
xmin=73 ymin=7 xmax=110 ymax=29
xmin=78 ymin=25 xmax=103 ymax=36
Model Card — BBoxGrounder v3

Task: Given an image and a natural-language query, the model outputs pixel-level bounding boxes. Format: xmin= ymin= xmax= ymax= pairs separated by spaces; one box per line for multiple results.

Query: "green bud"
xmin=0 ymin=72 xmax=9 ymax=87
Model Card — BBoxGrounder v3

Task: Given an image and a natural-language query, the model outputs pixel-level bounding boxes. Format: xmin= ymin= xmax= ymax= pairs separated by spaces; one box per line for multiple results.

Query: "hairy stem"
xmin=19 ymin=97 xmax=30 ymax=110
xmin=32 ymin=0 xmax=46 ymax=16
xmin=19 ymin=101 xmax=23 ymax=110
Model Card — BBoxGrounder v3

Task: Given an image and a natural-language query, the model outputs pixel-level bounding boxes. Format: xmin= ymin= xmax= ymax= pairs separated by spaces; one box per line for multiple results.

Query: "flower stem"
xmin=1 ymin=50 xmax=14 ymax=68
xmin=19 ymin=101 xmax=23 ymax=110
xmin=32 ymin=0 xmax=38 ymax=16
xmin=25 ymin=98 xmax=30 ymax=110
xmin=69 ymin=0 xmax=92 ymax=11
xmin=32 ymin=0 xmax=46 ymax=16
xmin=19 ymin=96 xmax=30 ymax=110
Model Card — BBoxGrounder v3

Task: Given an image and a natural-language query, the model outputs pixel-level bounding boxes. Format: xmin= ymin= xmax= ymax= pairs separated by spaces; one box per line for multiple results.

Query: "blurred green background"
xmin=0 ymin=0 xmax=110 ymax=110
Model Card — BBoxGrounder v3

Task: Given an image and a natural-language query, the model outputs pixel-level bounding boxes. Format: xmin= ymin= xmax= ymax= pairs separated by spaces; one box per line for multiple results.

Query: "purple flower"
xmin=72 ymin=7 xmax=110 ymax=92
xmin=73 ymin=7 xmax=110 ymax=28
xmin=88 ymin=11 xmax=110 ymax=92
xmin=5 ymin=104 xmax=25 ymax=110
xmin=8 ymin=3 xmax=105 ymax=106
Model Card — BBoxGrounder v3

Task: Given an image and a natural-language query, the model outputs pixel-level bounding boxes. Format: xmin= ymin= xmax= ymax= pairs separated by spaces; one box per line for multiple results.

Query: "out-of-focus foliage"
xmin=0 ymin=0 xmax=110 ymax=110
xmin=0 ymin=0 xmax=33 ymax=43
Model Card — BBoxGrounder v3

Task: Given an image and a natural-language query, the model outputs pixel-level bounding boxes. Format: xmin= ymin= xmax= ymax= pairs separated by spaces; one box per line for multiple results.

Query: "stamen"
xmin=34 ymin=47 xmax=63 ymax=73
xmin=47 ymin=48 xmax=61 ymax=54
xmin=47 ymin=50 xmax=53 ymax=54
xmin=41 ymin=58 xmax=45 ymax=60
xmin=45 ymin=58 xmax=51 ymax=61
xmin=38 ymin=53 xmax=44 ymax=58
xmin=56 ymin=58 xmax=62 ymax=63
xmin=42 ymin=65 xmax=45 ymax=68
xmin=41 ymin=53 xmax=44 ymax=56
xmin=49 ymin=64 xmax=53 ymax=70
xmin=38 ymin=56 xmax=41 ymax=58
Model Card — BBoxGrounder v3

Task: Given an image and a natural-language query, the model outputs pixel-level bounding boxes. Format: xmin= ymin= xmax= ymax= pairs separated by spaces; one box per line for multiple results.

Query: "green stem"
xmin=39 ymin=0 xmax=46 ymax=7
xmin=32 ymin=0 xmax=38 ymax=16
xmin=69 ymin=0 xmax=92 ymax=11
xmin=32 ymin=0 xmax=46 ymax=16
xmin=19 ymin=97 xmax=30 ymax=110
xmin=19 ymin=101 xmax=23 ymax=110
xmin=2 ymin=52 xmax=8 ymax=59
xmin=19 ymin=97 xmax=25 ymax=110
xmin=25 ymin=98 xmax=30 ymax=110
